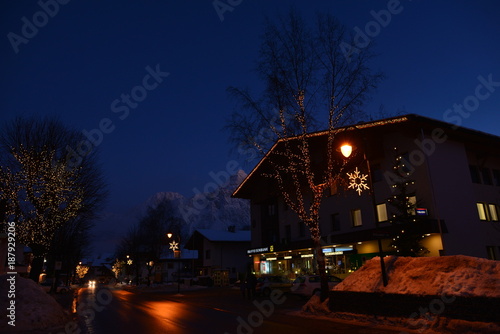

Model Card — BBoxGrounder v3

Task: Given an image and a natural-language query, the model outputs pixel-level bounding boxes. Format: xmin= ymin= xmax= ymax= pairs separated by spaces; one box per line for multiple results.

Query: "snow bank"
xmin=301 ymin=295 xmax=330 ymax=315
xmin=0 ymin=275 xmax=71 ymax=332
xmin=334 ymin=255 xmax=500 ymax=297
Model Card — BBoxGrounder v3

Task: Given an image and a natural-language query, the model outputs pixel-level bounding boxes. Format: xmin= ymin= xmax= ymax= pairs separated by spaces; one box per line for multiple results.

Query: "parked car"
xmin=291 ymin=275 xmax=342 ymax=297
xmin=40 ymin=279 xmax=71 ymax=294
xmin=256 ymin=275 xmax=292 ymax=296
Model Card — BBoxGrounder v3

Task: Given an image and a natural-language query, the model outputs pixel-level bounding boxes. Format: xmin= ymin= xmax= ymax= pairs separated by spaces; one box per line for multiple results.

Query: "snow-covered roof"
xmin=195 ymin=229 xmax=251 ymax=242
xmin=160 ymin=247 xmax=198 ymax=260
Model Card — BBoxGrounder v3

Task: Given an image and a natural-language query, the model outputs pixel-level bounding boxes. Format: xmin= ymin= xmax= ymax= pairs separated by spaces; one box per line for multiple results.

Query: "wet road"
xmin=74 ymin=285 xmax=404 ymax=334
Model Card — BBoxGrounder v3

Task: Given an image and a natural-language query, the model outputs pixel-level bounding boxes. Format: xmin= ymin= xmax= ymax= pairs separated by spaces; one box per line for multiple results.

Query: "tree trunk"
xmin=29 ymin=256 xmax=44 ymax=282
xmin=314 ymin=237 xmax=329 ymax=301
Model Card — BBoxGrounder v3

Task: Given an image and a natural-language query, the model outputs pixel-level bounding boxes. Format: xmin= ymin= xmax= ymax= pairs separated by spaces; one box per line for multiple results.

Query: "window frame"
xmin=376 ymin=203 xmax=388 ymax=222
xmin=351 ymin=209 xmax=363 ymax=227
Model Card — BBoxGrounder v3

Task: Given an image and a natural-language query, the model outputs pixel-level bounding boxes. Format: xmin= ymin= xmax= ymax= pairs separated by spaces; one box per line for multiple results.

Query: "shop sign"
xmin=247 ymin=247 xmax=269 ymax=254
xmin=325 ymin=251 xmax=343 ymax=256
xmin=416 ymin=208 xmax=428 ymax=216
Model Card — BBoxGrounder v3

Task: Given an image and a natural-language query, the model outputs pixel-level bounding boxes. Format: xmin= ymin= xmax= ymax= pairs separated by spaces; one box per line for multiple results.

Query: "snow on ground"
xmin=334 ymin=255 xmax=500 ymax=297
xmin=0 ymin=275 xmax=71 ymax=332
xmin=298 ymin=255 xmax=500 ymax=333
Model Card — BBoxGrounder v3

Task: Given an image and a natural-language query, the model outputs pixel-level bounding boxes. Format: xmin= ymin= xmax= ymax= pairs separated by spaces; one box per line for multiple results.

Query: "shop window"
xmin=351 ymin=209 xmax=362 ymax=227
xmin=376 ymin=203 xmax=388 ymax=222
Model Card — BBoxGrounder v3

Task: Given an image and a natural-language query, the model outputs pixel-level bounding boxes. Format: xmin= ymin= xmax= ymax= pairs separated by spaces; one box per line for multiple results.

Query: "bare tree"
xmin=115 ymin=200 xmax=184 ymax=285
xmin=0 ymin=116 xmax=107 ymax=281
xmin=226 ymin=11 xmax=383 ymax=300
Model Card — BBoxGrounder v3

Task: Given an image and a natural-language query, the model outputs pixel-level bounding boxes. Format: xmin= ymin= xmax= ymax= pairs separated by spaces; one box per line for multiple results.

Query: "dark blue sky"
xmin=2 ymin=0 xmax=500 ymax=217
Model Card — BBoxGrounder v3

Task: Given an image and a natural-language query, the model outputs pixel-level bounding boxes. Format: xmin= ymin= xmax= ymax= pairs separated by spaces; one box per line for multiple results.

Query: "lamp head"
xmin=340 ymin=144 xmax=353 ymax=158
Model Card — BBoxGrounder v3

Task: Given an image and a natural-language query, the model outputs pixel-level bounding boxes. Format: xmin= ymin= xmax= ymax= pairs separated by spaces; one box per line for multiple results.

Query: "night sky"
xmin=2 ymin=1 xmax=500 ymax=253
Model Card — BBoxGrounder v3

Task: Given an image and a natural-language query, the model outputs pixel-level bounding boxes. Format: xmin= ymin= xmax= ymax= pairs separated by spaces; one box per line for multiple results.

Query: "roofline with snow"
xmin=232 ymin=113 xmax=500 ymax=199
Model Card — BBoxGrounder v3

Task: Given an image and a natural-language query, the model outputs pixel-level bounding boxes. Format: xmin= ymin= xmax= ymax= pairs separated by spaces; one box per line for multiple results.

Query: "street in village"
xmin=70 ymin=285 xmax=402 ymax=334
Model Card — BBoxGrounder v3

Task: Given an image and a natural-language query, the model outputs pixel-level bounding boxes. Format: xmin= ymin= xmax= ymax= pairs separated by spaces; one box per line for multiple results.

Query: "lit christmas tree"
xmin=387 ymin=147 xmax=429 ymax=257
xmin=0 ymin=117 xmax=107 ymax=281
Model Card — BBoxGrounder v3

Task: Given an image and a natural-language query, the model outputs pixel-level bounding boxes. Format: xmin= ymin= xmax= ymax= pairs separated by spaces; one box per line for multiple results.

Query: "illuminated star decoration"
xmin=169 ymin=240 xmax=179 ymax=251
xmin=347 ymin=167 xmax=370 ymax=196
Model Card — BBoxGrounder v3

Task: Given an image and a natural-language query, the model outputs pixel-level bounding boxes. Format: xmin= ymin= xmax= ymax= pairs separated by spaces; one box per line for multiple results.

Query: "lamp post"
xmin=126 ymin=255 xmax=133 ymax=284
xmin=167 ymin=233 xmax=181 ymax=294
xmin=340 ymin=143 xmax=388 ymax=287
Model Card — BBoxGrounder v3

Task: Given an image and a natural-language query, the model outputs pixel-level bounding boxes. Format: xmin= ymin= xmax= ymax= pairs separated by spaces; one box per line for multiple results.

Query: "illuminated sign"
xmin=266 ymin=257 xmax=277 ymax=261
xmin=247 ymin=247 xmax=269 ymax=254
xmin=284 ymin=256 xmax=292 ymax=259
xmin=416 ymin=208 xmax=428 ymax=216
xmin=325 ymin=251 xmax=344 ymax=256
xmin=301 ymin=254 xmax=314 ymax=258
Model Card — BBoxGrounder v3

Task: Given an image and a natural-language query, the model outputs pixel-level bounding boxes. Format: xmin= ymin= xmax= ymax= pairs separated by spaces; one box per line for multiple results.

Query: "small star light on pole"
xmin=169 ymin=240 xmax=179 ymax=251
xmin=347 ymin=167 xmax=370 ymax=196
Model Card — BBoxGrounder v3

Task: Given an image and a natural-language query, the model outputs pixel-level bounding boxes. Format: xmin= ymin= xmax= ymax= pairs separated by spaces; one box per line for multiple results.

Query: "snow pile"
xmin=0 ymin=275 xmax=71 ymax=332
xmin=301 ymin=295 xmax=330 ymax=315
xmin=334 ymin=255 xmax=500 ymax=297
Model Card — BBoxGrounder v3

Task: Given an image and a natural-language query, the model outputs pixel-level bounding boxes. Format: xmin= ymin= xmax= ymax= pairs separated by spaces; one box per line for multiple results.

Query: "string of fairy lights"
xmin=1 ymin=144 xmax=84 ymax=254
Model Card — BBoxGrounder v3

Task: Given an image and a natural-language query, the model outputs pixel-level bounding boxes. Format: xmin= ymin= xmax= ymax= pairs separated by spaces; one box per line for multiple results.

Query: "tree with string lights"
xmin=387 ymin=147 xmax=429 ymax=257
xmin=0 ymin=116 xmax=107 ymax=282
xmin=226 ymin=10 xmax=383 ymax=300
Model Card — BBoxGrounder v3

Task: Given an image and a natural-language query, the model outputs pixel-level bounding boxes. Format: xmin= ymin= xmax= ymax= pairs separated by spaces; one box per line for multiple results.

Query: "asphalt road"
xmin=72 ymin=285 xmax=404 ymax=334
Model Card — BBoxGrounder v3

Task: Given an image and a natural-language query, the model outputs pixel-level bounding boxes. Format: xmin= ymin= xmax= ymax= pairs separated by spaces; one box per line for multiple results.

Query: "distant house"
xmin=185 ymin=228 xmax=251 ymax=282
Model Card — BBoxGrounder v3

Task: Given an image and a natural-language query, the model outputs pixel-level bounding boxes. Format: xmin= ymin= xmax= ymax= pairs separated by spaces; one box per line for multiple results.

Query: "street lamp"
xmin=339 ymin=142 xmax=388 ymax=286
xmin=167 ymin=233 xmax=181 ymax=294
xmin=340 ymin=144 xmax=353 ymax=158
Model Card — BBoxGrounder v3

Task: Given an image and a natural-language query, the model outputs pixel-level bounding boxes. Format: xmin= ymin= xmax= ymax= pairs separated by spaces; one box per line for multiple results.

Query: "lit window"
xmin=408 ymin=196 xmax=417 ymax=215
xmin=376 ymin=203 xmax=388 ymax=222
xmin=488 ymin=204 xmax=499 ymax=221
xmin=477 ymin=203 xmax=488 ymax=220
xmin=351 ymin=209 xmax=362 ymax=227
